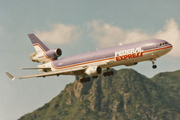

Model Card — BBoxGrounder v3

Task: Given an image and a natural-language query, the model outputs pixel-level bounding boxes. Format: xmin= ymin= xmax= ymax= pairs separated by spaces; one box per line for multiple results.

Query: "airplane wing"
xmin=5 ymin=60 xmax=110 ymax=81
xmin=5 ymin=67 xmax=85 ymax=81
xmin=19 ymin=67 xmax=51 ymax=70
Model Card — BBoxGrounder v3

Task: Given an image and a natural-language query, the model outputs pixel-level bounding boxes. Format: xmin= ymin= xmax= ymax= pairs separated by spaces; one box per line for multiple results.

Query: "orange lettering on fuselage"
xmin=115 ymin=52 xmax=143 ymax=61
xmin=115 ymin=47 xmax=143 ymax=61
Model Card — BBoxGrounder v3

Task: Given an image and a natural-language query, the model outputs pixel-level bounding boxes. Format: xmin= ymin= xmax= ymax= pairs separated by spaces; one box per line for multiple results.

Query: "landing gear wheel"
xmin=103 ymin=72 xmax=107 ymax=77
xmin=103 ymin=71 xmax=114 ymax=77
xmin=92 ymin=76 xmax=98 ymax=79
xmin=152 ymin=65 xmax=157 ymax=69
xmin=80 ymin=79 xmax=84 ymax=83
xmin=84 ymin=78 xmax=87 ymax=82
xmin=110 ymin=71 xmax=114 ymax=75
xmin=80 ymin=77 xmax=91 ymax=83
xmin=151 ymin=59 xmax=157 ymax=69
xmin=87 ymin=77 xmax=90 ymax=81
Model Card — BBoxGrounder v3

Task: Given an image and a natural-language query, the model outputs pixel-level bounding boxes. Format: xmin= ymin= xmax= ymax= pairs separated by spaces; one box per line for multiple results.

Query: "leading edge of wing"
xmin=5 ymin=70 xmax=62 ymax=80
xmin=18 ymin=71 xmax=61 ymax=79
xmin=19 ymin=67 xmax=51 ymax=70
xmin=5 ymin=71 xmax=63 ymax=80
xmin=6 ymin=67 xmax=85 ymax=80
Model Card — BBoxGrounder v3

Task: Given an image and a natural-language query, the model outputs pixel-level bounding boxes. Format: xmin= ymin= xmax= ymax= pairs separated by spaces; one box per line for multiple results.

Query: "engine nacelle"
xmin=85 ymin=66 xmax=102 ymax=76
xmin=30 ymin=48 xmax=62 ymax=63
xmin=45 ymin=48 xmax=62 ymax=59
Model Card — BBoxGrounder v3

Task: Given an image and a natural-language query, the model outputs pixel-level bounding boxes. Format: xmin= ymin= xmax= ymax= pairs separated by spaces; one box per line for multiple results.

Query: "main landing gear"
xmin=79 ymin=68 xmax=114 ymax=83
xmin=80 ymin=76 xmax=99 ymax=83
xmin=80 ymin=77 xmax=90 ymax=83
xmin=93 ymin=76 xmax=98 ymax=79
xmin=103 ymin=71 xmax=114 ymax=77
xmin=103 ymin=68 xmax=114 ymax=77
xmin=152 ymin=59 xmax=157 ymax=69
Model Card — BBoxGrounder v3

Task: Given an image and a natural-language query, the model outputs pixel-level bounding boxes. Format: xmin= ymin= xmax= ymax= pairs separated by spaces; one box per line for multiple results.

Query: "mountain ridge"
xmin=19 ymin=69 xmax=180 ymax=120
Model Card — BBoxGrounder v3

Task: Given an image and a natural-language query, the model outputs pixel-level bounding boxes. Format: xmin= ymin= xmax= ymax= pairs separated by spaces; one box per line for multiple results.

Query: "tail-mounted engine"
xmin=46 ymin=48 xmax=62 ymax=59
xmin=30 ymin=48 xmax=62 ymax=63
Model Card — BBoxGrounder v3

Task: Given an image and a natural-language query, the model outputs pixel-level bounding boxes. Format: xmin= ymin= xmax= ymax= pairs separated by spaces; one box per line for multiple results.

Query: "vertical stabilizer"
xmin=28 ymin=33 xmax=49 ymax=52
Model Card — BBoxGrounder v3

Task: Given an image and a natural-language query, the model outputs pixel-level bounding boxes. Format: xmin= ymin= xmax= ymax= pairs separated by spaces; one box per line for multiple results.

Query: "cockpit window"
xmin=159 ymin=42 xmax=169 ymax=46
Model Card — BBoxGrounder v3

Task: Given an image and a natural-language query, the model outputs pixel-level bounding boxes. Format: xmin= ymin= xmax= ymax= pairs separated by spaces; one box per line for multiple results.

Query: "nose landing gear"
xmin=152 ymin=59 xmax=157 ymax=69
xmin=152 ymin=64 xmax=157 ymax=69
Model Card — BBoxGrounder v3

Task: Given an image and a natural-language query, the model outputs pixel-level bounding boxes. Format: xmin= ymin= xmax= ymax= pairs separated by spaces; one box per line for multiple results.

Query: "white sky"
xmin=1 ymin=0 xmax=180 ymax=120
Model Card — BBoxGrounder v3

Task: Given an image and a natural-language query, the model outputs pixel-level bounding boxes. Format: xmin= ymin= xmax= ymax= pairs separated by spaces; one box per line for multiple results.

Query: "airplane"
xmin=6 ymin=33 xmax=173 ymax=83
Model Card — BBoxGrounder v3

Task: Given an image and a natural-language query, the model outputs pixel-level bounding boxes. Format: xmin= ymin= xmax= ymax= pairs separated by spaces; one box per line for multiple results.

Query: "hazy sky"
xmin=1 ymin=0 xmax=180 ymax=120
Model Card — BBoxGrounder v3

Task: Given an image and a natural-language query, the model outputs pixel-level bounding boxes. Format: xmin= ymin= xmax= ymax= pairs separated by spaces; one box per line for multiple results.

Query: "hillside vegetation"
xmin=19 ymin=69 xmax=180 ymax=120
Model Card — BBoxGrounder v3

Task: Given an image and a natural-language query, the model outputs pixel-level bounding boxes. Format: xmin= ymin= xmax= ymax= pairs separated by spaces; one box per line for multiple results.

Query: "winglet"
xmin=5 ymin=72 xmax=16 ymax=81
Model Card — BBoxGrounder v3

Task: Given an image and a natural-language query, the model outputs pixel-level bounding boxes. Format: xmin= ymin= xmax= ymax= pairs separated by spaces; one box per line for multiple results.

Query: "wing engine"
xmin=85 ymin=66 xmax=102 ymax=76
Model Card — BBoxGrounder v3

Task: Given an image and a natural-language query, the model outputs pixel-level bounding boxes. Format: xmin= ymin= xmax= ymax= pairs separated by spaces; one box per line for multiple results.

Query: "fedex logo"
xmin=115 ymin=47 xmax=144 ymax=61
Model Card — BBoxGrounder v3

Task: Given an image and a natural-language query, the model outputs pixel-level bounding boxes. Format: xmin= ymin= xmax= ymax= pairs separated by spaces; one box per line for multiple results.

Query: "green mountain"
xmin=19 ymin=69 xmax=180 ymax=120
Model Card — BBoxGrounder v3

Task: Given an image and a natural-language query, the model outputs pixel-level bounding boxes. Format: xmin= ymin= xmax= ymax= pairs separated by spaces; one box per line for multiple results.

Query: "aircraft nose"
xmin=169 ymin=42 xmax=173 ymax=50
xmin=166 ymin=42 xmax=173 ymax=53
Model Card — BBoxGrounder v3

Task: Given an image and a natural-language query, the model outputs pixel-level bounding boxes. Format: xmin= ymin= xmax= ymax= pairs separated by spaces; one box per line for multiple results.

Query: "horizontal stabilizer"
xmin=5 ymin=72 xmax=16 ymax=81
xmin=19 ymin=67 xmax=51 ymax=70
